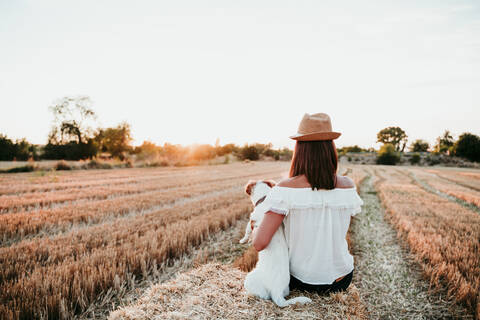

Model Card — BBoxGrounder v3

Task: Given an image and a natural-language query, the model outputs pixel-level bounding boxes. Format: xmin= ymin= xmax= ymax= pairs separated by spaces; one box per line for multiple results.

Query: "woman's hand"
xmin=252 ymin=211 xmax=285 ymax=251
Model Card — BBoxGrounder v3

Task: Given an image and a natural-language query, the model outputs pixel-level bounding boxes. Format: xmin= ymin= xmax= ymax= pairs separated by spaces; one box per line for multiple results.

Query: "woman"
xmin=252 ymin=113 xmax=363 ymax=294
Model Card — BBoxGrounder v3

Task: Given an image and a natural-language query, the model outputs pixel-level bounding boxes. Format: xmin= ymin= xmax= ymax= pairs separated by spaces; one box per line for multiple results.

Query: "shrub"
xmin=278 ymin=147 xmax=293 ymax=161
xmin=376 ymin=143 xmax=400 ymax=165
xmin=54 ymin=160 xmax=72 ymax=171
xmin=174 ymin=161 xmax=192 ymax=167
xmin=434 ymin=130 xmax=454 ymax=153
xmin=409 ymin=153 xmax=421 ymax=165
xmin=426 ymin=155 xmax=441 ymax=166
xmin=124 ymin=159 xmax=134 ymax=168
xmin=240 ymin=146 xmax=259 ymax=161
xmin=337 ymin=145 xmax=368 ymax=153
xmin=409 ymin=139 xmax=429 ymax=152
xmin=190 ymin=144 xmax=216 ymax=161
xmin=2 ymin=165 xmax=37 ymax=173
xmin=147 ymin=160 xmax=169 ymax=167
xmin=215 ymin=143 xmax=238 ymax=156
xmin=82 ymin=159 xmax=112 ymax=170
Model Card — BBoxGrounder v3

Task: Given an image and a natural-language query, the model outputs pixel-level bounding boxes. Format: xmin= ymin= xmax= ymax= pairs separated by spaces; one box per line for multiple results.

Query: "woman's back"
xmin=251 ymin=113 xmax=363 ymax=291
xmin=263 ymin=175 xmax=363 ymax=284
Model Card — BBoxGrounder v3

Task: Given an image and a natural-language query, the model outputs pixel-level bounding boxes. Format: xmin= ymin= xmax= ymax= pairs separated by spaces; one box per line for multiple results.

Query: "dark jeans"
xmin=289 ymin=269 xmax=354 ymax=294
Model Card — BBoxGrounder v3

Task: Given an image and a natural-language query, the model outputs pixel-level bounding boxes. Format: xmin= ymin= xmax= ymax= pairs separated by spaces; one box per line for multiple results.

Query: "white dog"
xmin=239 ymin=180 xmax=276 ymax=244
xmin=241 ymin=180 xmax=312 ymax=307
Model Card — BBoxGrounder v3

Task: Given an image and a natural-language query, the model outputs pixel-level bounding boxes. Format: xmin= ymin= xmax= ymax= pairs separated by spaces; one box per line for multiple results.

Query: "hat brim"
xmin=289 ymin=132 xmax=341 ymax=141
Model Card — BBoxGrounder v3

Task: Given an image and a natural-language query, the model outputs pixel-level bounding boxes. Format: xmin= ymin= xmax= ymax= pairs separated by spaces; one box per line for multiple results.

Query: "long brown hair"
xmin=289 ymin=140 xmax=338 ymax=190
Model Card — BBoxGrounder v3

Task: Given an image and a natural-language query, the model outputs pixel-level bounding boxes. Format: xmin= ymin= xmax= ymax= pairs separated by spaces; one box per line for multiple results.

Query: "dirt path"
xmin=351 ymin=173 xmax=470 ymax=319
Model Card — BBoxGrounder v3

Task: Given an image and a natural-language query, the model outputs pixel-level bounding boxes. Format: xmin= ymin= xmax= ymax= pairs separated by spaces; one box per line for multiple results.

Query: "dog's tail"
xmin=271 ymin=294 xmax=312 ymax=308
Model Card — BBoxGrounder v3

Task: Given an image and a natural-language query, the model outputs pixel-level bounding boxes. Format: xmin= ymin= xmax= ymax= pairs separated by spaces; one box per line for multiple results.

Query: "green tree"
xmin=0 ymin=135 xmax=15 ymax=160
xmin=452 ymin=133 xmax=480 ymax=162
xmin=95 ymin=122 xmax=132 ymax=160
xmin=133 ymin=141 xmax=161 ymax=159
xmin=433 ymin=130 xmax=454 ymax=154
xmin=215 ymin=143 xmax=237 ymax=156
xmin=376 ymin=127 xmax=408 ymax=152
xmin=409 ymin=139 xmax=429 ymax=152
xmin=162 ymin=143 xmax=186 ymax=160
xmin=0 ymin=135 xmax=38 ymax=161
xmin=14 ymin=138 xmax=37 ymax=160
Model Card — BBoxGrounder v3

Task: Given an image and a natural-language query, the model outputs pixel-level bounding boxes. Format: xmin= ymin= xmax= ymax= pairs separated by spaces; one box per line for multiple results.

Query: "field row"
xmin=0 ymin=169 xmax=286 ymax=245
xmin=0 ymin=171 xmax=204 ymax=212
xmin=426 ymin=168 xmax=480 ymax=192
xmin=0 ymin=168 xmax=180 ymax=195
xmin=0 ymin=166 xmax=284 ymax=214
xmin=374 ymin=166 xmax=480 ymax=318
xmin=0 ymin=162 xmax=285 ymax=196
xmin=409 ymin=168 xmax=480 ymax=208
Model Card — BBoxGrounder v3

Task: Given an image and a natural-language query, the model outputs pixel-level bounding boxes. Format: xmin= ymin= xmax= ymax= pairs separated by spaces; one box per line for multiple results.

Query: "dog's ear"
xmin=245 ymin=180 xmax=257 ymax=195
xmin=262 ymin=180 xmax=276 ymax=188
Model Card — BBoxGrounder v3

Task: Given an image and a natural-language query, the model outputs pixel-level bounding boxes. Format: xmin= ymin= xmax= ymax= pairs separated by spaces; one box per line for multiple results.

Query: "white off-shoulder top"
xmin=262 ymin=185 xmax=364 ymax=285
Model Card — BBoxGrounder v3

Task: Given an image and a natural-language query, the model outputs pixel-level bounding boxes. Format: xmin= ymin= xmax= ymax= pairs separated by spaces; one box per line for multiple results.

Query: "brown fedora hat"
xmin=289 ymin=113 xmax=341 ymax=141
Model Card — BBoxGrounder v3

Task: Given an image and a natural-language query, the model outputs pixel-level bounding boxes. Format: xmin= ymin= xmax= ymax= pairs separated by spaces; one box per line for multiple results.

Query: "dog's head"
xmin=244 ymin=180 xmax=276 ymax=206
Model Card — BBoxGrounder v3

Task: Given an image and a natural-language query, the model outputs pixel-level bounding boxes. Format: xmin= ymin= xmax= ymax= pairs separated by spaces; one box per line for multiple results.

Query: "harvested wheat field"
xmin=1 ymin=163 xmax=479 ymax=319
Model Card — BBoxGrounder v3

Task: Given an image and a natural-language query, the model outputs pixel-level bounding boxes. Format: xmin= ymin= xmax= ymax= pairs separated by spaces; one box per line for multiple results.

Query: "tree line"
xmin=0 ymin=95 xmax=293 ymax=163
xmin=375 ymin=126 xmax=480 ymax=164
xmin=1 ymin=96 xmax=478 ymax=165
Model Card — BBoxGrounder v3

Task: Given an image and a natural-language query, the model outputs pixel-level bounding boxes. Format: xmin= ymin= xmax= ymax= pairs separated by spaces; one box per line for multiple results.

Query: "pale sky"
xmin=1 ymin=0 xmax=479 ymax=150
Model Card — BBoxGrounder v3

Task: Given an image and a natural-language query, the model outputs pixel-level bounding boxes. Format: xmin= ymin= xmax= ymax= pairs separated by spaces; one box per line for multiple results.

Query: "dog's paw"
xmin=239 ymin=238 xmax=247 ymax=244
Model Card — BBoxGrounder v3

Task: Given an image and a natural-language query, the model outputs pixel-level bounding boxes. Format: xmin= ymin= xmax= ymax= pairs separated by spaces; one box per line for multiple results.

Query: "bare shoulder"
xmin=335 ymin=175 xmax=355 ymax=189
xmin=277 ymin=175 xmax=310 ymax=188
xmin=277 ymin=177 xmax=295 ymax=187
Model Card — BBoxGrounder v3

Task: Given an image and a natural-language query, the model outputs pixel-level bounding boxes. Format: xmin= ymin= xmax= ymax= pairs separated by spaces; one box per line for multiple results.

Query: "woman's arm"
xmin=252 ymin=211 xmax=285 ymax=251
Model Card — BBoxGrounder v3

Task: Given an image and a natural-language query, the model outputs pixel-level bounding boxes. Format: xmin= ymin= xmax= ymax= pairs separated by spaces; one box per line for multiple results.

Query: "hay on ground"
xmin=109 ymin=263 xmax=367 ymax=320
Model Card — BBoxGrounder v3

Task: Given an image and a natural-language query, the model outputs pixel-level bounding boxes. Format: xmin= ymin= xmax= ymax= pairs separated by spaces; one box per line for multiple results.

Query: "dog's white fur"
xmin=239 ymin=180 xmax=274 ymax=244
xmin=241 ymin=181 xmax=312 ymax=307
